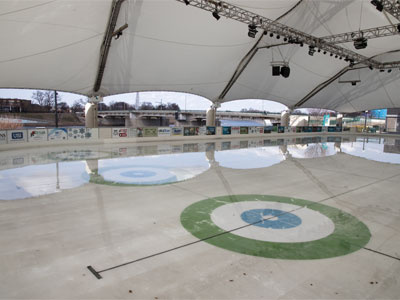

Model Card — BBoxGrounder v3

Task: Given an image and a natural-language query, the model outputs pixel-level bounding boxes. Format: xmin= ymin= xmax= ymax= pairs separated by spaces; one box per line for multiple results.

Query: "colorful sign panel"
xmin=184 ymin=127 xmax=199 ymax=136
xmin=28 ymin=129 xmax=47 ymax=142
xmin=171 ymin=127 xmax=183 ymax=136
xmin=231 ymin=126 xmax=240 ymax=135
xmin=222 ymin=127 xmax=231 ymax=135
xmin=0 ymin=131 xmax=7 ymax=144
xmin=248 ymin=127 xmax=256 ymax=134
xmin=143 ymin=128 xmax=158 ymax=137
xmin=264 ymin=126 xmax=272 ymax=133
xmin=67 ymin=128 xmax=98 ymax=140
xmin=112 ymin=128 xmax=128 ymax=138
xmin=206 ymin=126 xmax=216 ymax=135
xmin=257 ymin=127 xmax=264 ymax=134
xmin=47 ymin=128 xmax=68 ymax=141
xmin=198 ymin=127 xmax=207 ymax=136
xmin=158 ymin=127 xmax=171 ymax=137
xmin=240 ymin=127 xmax=249 ymax=134
xmin=278 ymin=126 xmax=285 ymax=133
xmin=8 ymin=130 xmax=27 ymax=143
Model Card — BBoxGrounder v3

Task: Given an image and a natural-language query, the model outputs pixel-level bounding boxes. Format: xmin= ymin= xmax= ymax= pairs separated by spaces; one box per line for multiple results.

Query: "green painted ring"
xmin=181 ymin=195 xmax=371 ymax=260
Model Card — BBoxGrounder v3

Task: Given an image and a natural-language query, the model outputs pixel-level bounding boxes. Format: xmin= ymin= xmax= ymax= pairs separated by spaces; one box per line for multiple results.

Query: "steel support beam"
xmin=177 ymin=0 xmax=400 ymax=69
xmin=93 ymin=0 xmax=126 ymax=93
xmin=320 ymin=23 xmax=400 ymax=44
xmin=379 ymin=0 xmax=400 ymax=21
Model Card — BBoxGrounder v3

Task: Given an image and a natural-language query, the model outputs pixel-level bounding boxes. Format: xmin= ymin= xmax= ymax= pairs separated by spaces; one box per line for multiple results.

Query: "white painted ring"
xmin=211 ymin=201 xmax=335 ymax=243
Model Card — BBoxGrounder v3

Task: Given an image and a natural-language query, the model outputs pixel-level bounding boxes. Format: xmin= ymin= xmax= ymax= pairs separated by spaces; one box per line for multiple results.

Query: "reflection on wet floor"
xmin=0 ymin=136 xmax=400 ymax=200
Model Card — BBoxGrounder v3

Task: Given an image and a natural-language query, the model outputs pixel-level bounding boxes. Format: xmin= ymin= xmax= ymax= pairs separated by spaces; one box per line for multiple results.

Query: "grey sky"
xmin=0 ymin=89 xmax=287 ymax=112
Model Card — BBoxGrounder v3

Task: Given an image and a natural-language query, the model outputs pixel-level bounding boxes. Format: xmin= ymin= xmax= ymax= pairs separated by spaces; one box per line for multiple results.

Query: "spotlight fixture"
xmin=354 ymin=36 xmax=368 ymax=49
xmin=388 ymin=69 xmax=392 ymax=73
xmin=330 ymin=53 xmax=333 ymax=56
xmin=280 ymin=66 xmax=290 ymax=78
xmin=284 ymin=37 xmax=288 ymax=42
xmin=270 ymin=33 xmax=274 ymax=37
xmin=398 ymin=24 xmax=400 ymax=32
xmin=263 ymin=31 xmax=268 ymax=35
xmin=276 ymin=35 xmax=280 ymax=39
xmin=248 ymin=24 xmax=258 ymax=38
xmin=369 ymin=66 xmax=374 ymax=70
xmin=272 ymin=66 xmax=281 ymax=76
xmin=349 ymin=60 xmax=355 ymax=67
xmin=351 ymin=81 xmax=357 ymax=86
xmin=380 ymin=69 xmax=385 ymax=72
xmin=371 ymin=0 xmax=384 ymax=11
xmin=271 ymin=64 xmax=290 ymax=78
xmin=308 ymin=45 xmax=316 ymax=56
xmin=300 ymin=42 xmax=304 ymax=47
xmin=317 ymin=49 xmax=321 ymax=53
xmin=339 ymin=56 xmax=343 ymax=60
xmin=184 ymin=0 xmax=190 ymax=5
xmin=212 ymin=4 xmax=220 ymax=20
xmin=335 ymin=55 xmax=338 ymax=58
xmin=323 ymin=51 xmax=327 ymax=54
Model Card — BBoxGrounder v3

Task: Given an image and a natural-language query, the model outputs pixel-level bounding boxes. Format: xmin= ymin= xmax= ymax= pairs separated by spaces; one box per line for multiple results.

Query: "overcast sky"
xmin=0 ymin=89 xmax=287 ymax=112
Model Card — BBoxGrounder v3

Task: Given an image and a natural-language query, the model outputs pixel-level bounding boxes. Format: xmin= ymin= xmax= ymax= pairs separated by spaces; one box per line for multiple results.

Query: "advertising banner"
xmin=278 ymin=126 xmax=285 ymax=133
xmin=171 ymin=127 xmax=183 ymax=136
xmin=158 ymin=127 xmax=171 ymax=137
xmin=28 ymin=129 xmax=47 ymax=142
xmin=206 ymin=126 xmax=216 ymax=135
xmin=302 ymin=126 xmax=313 ymax=133
xmin=198 ymin=127 xmax=207 ymax=136
xmin=112 ymin=128 xmax=128 ymax=138
xmin=222 ymin=127 xmax=231 ymax=135
xmin=231 ymin=126 xmax=240 ymax=135
xmin=240 ymin=127 xmax=249 ymax=134
xmin=67 ymin=127 xmax=98 ymax=140
xmin=257 ymin=127 xmax=264 ymax=134
xmin=143 ymin=128 xmax=158 ymax=137
xmin=8 ymin=130 xmax=27 ymax=143
xmin=184 ymin=127 xmax=199 ymax=136
xmin=249 ymin=127 xmax=258 ymax=134
xmin=48 ymin=128 xmax=68 ymax=141
xmin=264 ymin=126 xmax=272 ymax=133
xmin=0 ymin=131 xmax=7 ymax=144
xmin=128 ymin=128 xmax=137 ymax=137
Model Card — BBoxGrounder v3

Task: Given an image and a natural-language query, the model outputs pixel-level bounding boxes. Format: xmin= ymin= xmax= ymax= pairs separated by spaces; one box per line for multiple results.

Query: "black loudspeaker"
xmin=280 ymin=66 xmax=290 ymax=78
xmin=272 ymin=66 xmax=280 ymax=76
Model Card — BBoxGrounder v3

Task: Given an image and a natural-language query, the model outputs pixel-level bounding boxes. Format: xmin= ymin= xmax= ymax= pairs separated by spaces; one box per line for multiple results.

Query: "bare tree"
xmin=31 ymin=90 xmax=60 ymax=111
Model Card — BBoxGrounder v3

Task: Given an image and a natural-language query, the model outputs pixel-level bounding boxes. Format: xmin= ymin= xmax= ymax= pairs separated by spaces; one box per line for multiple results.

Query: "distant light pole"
xmin=54 ymin=91 xmax=58 ymax=128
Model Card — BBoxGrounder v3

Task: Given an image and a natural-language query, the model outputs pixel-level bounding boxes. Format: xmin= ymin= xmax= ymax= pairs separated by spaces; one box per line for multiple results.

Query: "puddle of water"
xmin=0 ymin=136 xmax=399 ymax=200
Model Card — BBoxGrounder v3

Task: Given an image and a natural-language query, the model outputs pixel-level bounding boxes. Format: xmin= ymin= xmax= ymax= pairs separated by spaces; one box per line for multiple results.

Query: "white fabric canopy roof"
xmin=1 ymin=0 xmax=399 ymax=112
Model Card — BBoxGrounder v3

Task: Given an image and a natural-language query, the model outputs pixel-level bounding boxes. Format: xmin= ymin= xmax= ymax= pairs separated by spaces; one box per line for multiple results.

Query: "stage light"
xmin=280 ymin=66 xmax=290 ymax=78
xmin=184 ymin=0 xmax=190 ymax=5
xmin=276 ymin=35 xmax=280 ymax=39
xmin=284 ymin=37 xmax=288 ymax=42
xmin=369 ymin=66 xmax=374 ymax=70
xmin=248 ymin=24 xmax=258 ymax=38
xmin=308 ymin=46 xmax=316 ymax=56
xmin=272 ymin=66 xmax=280 ymax=76
xmin=270 ymin=33 xmax=274 ymax=37
xmin=388 ymin=69 xmax=392 ymax=73
xmin=371 ymin=0 xmax=384 ymax=11
xmin=212 ymin=4 xmax=220 ymax=20
xmin=323 ymin=51 xmax=327 ymax=54
xmin=354 ymin=37 xmax=368 ymax=49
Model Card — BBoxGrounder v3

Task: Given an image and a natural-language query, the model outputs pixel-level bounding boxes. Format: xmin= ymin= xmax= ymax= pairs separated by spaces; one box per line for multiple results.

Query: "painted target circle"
xmin=181 ymin=195 xmax=371 ymax=259
xmin=95 ymin=166 xmax=178 ymax=185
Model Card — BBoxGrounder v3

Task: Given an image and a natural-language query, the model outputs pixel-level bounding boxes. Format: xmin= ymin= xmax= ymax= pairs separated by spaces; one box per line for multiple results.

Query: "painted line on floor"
xmin=87 ymin=173 xmax=400 ymax=279
xmin=363 ymin=247 xmax=400 ymax=261
xmin=87 ymin=207 xmax=304 ymax=279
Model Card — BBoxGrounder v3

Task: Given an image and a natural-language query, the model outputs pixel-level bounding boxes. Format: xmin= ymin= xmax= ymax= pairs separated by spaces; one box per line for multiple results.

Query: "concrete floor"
xmin=0 ymin=136 xmax=399 ymax=299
